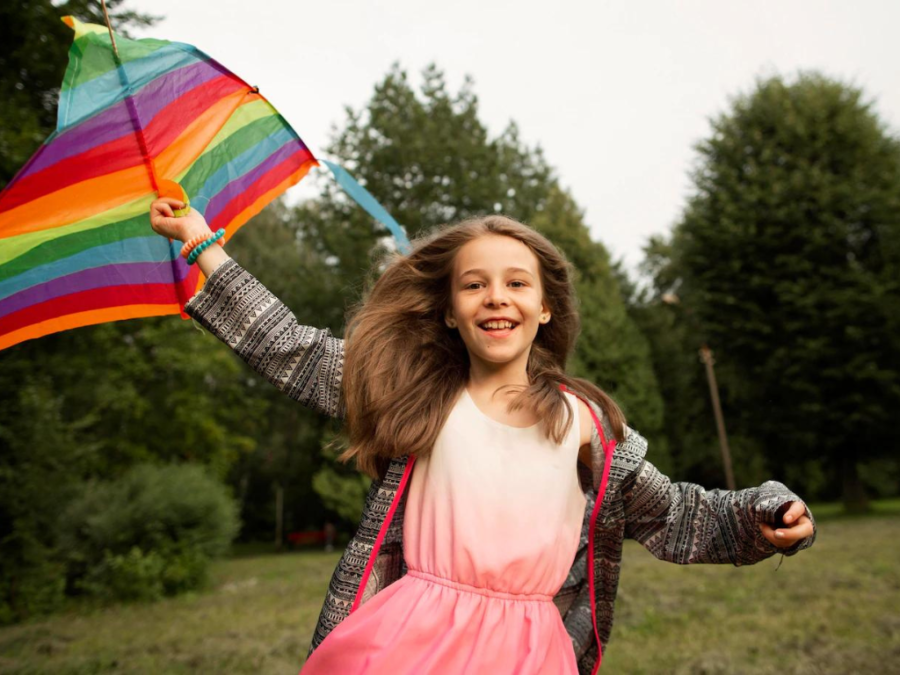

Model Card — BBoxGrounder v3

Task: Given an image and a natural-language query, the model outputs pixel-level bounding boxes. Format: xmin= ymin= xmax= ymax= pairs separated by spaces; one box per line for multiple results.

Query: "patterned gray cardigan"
xmin=184 ymin=259 xmax=816 ymax=675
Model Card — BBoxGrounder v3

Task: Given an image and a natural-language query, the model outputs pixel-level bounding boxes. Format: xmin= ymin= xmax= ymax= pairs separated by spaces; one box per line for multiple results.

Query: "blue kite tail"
xmin=320 ymin=160 xmax=412 ymax=254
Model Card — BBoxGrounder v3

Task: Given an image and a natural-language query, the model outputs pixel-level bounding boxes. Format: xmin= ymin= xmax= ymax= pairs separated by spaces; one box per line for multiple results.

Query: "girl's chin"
xmin=466 ymin=346 xmax=528 ymax=365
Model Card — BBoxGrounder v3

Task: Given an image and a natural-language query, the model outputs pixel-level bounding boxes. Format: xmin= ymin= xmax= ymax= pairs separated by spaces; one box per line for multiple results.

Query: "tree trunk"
xmin=274 ymin=482 xmax=284 ymax=551
xmin=841 ymin=457 xmax=870 ymax=514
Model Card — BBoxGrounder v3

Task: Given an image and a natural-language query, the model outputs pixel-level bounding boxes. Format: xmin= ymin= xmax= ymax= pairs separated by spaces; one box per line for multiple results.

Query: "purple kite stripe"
xmin=22 ymin=60 xmax=224 ymax=179
xmin=203 ymin=140 xmax=300 ymax=224
xmin=0 ymin=260 xmax=191 ymax=319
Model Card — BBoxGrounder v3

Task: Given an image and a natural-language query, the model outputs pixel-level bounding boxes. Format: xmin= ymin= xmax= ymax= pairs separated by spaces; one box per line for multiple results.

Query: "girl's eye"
xmin=464 ymin=282 xmax=527 ymax=290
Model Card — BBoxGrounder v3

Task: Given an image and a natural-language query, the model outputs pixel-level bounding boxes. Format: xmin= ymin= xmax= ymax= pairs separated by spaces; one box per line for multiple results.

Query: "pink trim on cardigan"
xmin=350 ymin=454 xmax=418 ymax=613
xmin=561 ymin=383 xmax=616 ymax=674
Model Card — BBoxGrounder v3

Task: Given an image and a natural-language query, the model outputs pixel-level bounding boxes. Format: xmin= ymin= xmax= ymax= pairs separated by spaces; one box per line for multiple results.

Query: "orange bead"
xmin=180 ymin=232 xmax=212 ymax=259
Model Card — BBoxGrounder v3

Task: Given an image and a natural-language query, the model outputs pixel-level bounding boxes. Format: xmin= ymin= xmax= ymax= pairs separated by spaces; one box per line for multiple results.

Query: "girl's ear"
xmin=540 ymin=301 xmax=551 ymax=324
xmin=445 ymin=309 xmax=457 ymax=329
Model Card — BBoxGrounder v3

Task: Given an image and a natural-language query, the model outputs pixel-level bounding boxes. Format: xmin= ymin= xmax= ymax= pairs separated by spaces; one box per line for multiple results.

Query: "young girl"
xmin=150 ymin=198 xmax=816 ymax=675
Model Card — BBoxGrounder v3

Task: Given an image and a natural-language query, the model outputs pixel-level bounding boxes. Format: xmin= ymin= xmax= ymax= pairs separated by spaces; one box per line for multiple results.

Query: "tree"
xmin=623 ymin=237 xmax=769 ymax=490
xmin=670 ymin=73 xmax=900 ymax=511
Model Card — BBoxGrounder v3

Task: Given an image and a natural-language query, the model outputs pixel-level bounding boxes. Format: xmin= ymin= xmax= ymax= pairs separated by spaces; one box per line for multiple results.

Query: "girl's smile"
xmin=478 ymin=324 xmax=518 ymax=338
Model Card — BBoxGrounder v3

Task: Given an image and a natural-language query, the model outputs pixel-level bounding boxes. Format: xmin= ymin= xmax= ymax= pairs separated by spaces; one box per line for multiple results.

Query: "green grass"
xmin=1 ymin=511 xmax=899 ymax=674
xmin=602 ymin=515 xmax=900 ymax=674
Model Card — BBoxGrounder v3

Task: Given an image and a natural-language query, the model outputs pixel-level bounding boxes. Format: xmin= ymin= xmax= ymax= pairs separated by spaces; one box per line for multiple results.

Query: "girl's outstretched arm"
xmin=617 ymin=426 xmax=816 ymax=566
xmin=150 ymin=199 xmax=345 ymax=419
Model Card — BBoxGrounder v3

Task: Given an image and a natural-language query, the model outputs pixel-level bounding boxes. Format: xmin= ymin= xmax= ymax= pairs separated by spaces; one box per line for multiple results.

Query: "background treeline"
xmin=1 ymin=1 xmax=898 ymax=624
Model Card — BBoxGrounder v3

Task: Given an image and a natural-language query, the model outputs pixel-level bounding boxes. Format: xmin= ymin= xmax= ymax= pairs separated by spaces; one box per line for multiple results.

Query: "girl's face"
xmin=445 ymin=234 xmax=550 ymax=377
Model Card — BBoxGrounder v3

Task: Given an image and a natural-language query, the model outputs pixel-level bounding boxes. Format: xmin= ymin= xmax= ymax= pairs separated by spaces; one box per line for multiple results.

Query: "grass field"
xmin=1 ymin=504 xmax=898 ymax=674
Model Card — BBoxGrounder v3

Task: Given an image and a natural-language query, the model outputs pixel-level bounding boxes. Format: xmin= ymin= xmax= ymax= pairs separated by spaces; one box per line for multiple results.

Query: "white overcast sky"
xmin=130 ymin=0 xmax=899 ymax=272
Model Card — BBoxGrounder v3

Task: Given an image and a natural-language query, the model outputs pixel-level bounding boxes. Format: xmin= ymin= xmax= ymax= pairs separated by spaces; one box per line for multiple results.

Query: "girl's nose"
xmin=485 ymin=285 xmax=510 ymax=307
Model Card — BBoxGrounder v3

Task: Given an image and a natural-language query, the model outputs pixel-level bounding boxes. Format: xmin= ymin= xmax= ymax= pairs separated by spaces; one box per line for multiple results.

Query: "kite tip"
xmin=60 ymin=16 xmax=111 ymax=42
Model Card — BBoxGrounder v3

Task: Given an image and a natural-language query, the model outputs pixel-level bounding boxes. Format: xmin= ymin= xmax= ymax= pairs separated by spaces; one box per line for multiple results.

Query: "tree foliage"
xmin=655 ymin=73 xmax=900 ymax=508
xmin=59 ymin=463 xmax=239 ymax=601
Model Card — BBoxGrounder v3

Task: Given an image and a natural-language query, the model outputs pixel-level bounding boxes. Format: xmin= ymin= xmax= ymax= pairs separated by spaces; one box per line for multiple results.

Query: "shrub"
xmin=60 ymin=463 xmax=239 ymax=602
xmin=79 ymin=547 xmax=166 ymax=602
xmin=0 ymin=531 xmax=66 ymax=625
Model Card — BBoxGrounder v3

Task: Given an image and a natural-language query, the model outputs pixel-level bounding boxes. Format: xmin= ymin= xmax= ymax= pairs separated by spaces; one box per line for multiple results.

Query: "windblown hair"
xmin=338 ymin=215 xmax=626 ymax=479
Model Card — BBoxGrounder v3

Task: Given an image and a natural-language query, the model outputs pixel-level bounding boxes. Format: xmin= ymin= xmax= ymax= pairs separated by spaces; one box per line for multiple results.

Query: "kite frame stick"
xmin=100 ymin=0 xmax=119 ymax=58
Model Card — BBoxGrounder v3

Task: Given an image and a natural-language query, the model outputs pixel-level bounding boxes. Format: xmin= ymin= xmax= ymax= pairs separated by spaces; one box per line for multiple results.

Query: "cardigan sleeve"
xmin=183 ymin=258 xmax=345 ymax=419
xmin=619 ymin=427 xmax=816 ymax=566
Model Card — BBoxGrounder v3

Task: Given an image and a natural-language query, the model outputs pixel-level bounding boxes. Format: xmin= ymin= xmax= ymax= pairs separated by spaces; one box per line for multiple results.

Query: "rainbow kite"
xmin=0 ymin=17 xmax=317 ymax=351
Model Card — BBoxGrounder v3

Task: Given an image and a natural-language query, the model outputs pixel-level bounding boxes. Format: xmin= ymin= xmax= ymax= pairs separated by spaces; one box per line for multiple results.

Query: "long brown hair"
xmin=337 ymin=215 xmax=626 ymax=479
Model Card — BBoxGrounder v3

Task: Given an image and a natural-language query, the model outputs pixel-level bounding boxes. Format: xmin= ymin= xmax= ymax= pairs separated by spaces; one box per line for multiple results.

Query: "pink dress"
xmin=302 ymin=387 xmax=587 ymax=674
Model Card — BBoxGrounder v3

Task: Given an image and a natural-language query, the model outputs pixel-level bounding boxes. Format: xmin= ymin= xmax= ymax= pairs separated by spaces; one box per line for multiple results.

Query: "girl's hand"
xmin=759 ymin=501 xmax=814 ymax=548
xmin=150 ymin=198 xmax=210 ymax=242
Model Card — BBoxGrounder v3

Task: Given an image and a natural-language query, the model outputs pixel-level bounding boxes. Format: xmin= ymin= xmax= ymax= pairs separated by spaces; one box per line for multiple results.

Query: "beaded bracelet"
xmin=187 ymin=228 xmax=225 ymax=265
xmin=180 ymin=232 xmax=212 ymax=260
xmin=181 ymin=229 xmax=227 ymax=260
xmin=187 ymin=228 xmax=226 ymax=265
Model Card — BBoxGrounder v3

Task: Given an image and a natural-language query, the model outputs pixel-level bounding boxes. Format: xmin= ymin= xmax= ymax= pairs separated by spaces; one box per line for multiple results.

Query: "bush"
xmin=0 ymin=531 xmax=67 ymax=625
xmin=60 ymin=463 xmax=239 ymax=602
xmin=79 ymin=547 xmax=166 ymax=602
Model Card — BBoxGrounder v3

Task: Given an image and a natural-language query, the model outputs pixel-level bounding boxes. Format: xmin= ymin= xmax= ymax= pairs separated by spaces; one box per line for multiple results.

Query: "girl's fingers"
xmin=785 ymin=516 xmax=814 ymax=540
xmin=155 ymin=203 xmax=175 ymax=219
xmin=149 ymin=198 xmax=208 ymax=241
xmin=782 ymin=500 xmax=807 ymax=525
xmin=154 ymin=197 xmax=185 ymax=210
xmin=759 ymin=516 xmax=814 ymax=547
xmin=149 ymin=198 xmax=191 ymax=239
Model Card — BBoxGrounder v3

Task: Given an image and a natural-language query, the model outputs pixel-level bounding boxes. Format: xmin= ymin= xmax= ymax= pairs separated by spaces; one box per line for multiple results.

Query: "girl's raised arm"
xmin=617 ymin=426 xmax=816 ymax=566
xmin=150 ymin=199 xmax=345 ymax=420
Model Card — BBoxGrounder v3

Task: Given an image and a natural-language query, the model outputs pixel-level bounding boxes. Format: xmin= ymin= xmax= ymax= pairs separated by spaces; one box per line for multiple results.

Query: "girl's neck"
xmin=466 ymin=361 xmax=530 ymax=398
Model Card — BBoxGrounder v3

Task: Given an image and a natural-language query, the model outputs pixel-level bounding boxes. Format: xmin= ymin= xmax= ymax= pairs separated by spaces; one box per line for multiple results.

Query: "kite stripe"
xmin=206 ymin=143 xmax=303 ymax=224
xmin=0 ymin=303 xmax=178 ymax=352
xmin=0 ymin=281 xmax=193 ymax=335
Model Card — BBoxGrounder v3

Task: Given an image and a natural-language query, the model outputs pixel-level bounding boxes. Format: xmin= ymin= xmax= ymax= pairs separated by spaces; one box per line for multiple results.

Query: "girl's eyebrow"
xmin=460 ymin=267 xmax=534 ymax=278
